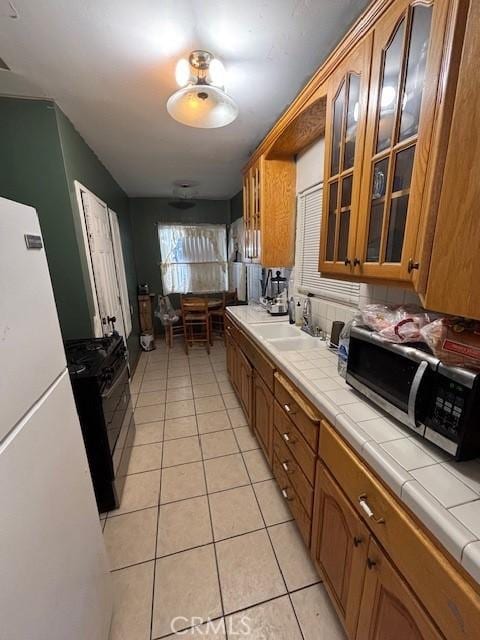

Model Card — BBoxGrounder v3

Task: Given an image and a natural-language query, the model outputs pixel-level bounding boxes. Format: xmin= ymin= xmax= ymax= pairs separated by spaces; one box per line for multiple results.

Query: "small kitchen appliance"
xmin=346 ymin=325 xmax=480 ymax=460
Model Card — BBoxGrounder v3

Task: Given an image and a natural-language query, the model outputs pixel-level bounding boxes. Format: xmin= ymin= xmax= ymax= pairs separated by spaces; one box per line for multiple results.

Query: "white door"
xmin=77 ymin=185 xmax=126 ymax=339
xmin=0 ymin=372 xmax=112 ymax=640
xmin=109 ymin=209 xmax=132 ymax=338
xmin=0 ymin=198 xmax=67 ymax=437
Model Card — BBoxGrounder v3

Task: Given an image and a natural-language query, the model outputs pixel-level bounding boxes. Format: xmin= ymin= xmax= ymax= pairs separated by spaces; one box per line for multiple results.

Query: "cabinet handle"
xmin=353 ymin=536 xmax=363 ymax=547
xmin=408 ymin=258 xmax=420 ymax=273
xmin=281 ymin=488 xmax=293 ymax=501
xmin=344 ymin=258 xmax=351 ymax=266
xmin=284 ymin=403 xmax=296 ymax=415
xmin=353 ymin=258 xmax=361 ymax=267
xmin=283 ymin=432 xmax=293 ymax=443
xmin=367 ymin=558 xmax=377 ymax=570
xmin=282 ymin=461 xmax=289 ymax=472
xmin=358 ymin=494 xmax=385 ymax=524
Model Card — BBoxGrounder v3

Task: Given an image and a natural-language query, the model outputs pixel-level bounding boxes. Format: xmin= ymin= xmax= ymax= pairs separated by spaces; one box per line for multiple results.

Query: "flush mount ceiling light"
xmin=167 ymin=50 xmax=238 ymax=129
xmin=168 ymin=181 xmax=198 ymax=209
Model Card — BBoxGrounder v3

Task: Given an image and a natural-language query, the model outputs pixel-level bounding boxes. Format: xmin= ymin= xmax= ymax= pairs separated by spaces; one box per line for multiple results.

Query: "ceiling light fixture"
xmin=167 ymin=50 xmax=238 ymax=129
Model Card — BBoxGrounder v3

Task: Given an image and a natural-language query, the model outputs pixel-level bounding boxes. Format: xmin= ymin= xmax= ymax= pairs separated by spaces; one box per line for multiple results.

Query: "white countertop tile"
xmin=462 ymin=542 xmax=480 ymax=584
xmin=357 ymin=417 xmax=407 ymax=444
xmin=342 ymin=401 xmax=379 ymax=422
xmin=442 ymin=459 xmax=480 ymax=495
xmin=335 ymin=413 xmax=372 ymax=453
xmin=450 ymin=501 xmax=480 ymax=538
xmin=226 ymin=306 xmax=480 ymax=584
xmin=380 ymin=438 xmax=437 ymax=471
xmin=411 ymin=466 xmax=479 ymax=509
xmin=401 ymin=481 xmax=477 ymax=562
xmin=362 ymin=441 xmax=412 ymax=496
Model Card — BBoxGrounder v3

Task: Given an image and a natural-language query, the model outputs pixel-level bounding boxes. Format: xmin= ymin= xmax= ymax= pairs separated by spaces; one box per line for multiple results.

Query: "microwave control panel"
xmin=428 ymin=381 xmax=465 ymax=439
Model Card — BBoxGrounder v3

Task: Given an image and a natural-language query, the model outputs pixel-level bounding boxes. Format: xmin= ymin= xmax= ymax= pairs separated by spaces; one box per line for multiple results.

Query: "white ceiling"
xmin=0 ymin=0 xmax=370 ymax=199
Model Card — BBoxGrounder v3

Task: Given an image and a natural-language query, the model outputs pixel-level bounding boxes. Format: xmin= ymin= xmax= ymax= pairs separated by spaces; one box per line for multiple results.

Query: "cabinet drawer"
xmin=272 ymin=451 xmax=311 ymax=546
xmin=320 ymin=419 xmax=480 ymax=640
xmin=273 ymin=428 xmax=314 ymax=515
xmin=274 ymin=372 xmax=320 ymax=451
xmin=274 ymin=400 xmax=316 ymax=484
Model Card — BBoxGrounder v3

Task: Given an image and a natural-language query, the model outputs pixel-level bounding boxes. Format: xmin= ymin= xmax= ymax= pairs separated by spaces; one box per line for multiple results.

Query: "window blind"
xmin=295 ymin=183 xmax=360 ymax=305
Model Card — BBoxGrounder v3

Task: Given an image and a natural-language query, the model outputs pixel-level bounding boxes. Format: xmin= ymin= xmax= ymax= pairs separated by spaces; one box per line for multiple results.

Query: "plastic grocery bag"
xmin=421 ymin=317 xmax=480 ymax=370
xmin=359 ymin=304 xmax=435 ymax=344
xmin=155 ymin=295 xmax=179 ymax=325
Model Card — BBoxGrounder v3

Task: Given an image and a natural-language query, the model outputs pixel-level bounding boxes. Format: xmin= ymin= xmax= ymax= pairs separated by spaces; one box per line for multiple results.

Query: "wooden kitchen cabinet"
xmin=226 ymin=328 xmax=238 ymax=394
xmin=356 ymin=538 xmax=443 ymax=640
xmin=311 ymin=461 xmax=369 ymax=638
xmin=354 ymin=0 xmax=452 ymax=284
xmin=319 ymin=34 xmax=372 ymax=276
xmin=243 ymin=155 xmax=296 ymax=267
xmin=237 ymin=348 xmax=253 ymax=427
xmin=253 ymin=371 xmax=273 ymax=464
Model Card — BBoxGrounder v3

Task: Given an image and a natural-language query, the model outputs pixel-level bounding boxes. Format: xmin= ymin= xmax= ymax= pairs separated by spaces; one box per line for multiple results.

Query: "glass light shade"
xmin=207 ymin=58 xmax=226 ymax=88
xmin=167 ymin=84 xmax=238 ymax=128
xmin=175 ymin=58 xmax=191 ymax=87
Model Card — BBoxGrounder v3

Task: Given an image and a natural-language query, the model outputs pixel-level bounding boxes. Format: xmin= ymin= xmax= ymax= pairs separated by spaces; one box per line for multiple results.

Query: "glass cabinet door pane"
xmin=392 ymin=145 xmax=415 ymax=192
xmin=399 ymin=5 xmax=433 ymax=142
xmin=376 ymin=19 xmax=405 ymax=153
xmin=341 ymin=175 xmax=353 ymax=208
xmin=366 ymin=202 xmax=384 ymax=262
xmin=338 ymin=211 xmax=350 ymax=262
xmin=386 ymin=195 xmax=409 ymax=262
xmin=326 ymin=181 xmax=338 ymax=261
xmin=343 ymin=74 xmax=361 ymax=170
xmin=331 ymin=81 xmax=346 ymax=176
xmin=371 ymin=157 xmax=389 ymax=200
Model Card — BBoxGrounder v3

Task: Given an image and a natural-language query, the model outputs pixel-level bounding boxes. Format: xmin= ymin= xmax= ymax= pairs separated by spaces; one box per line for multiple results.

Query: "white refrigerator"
xmin=0 ymin=197 xmax=112 ymax=640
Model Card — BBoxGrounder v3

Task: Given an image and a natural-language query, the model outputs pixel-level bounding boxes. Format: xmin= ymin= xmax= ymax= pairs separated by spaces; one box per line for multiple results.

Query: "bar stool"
xmin=181 ymin=296 xmax=211 ymax=354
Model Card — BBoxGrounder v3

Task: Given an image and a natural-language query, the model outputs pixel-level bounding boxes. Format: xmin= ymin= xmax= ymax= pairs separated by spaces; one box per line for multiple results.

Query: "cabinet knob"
xmin=408 ymin=259 xmax=420 ymax=273
xmin=353 ymin=258 xmax=361 ymax=267
xmin=367 ymin=558 xmax=377 ymax=570
xmin=344 ymin=258 xmax=351 ymax=266
xmin=353 ymin=536 xmax=363 ymax=547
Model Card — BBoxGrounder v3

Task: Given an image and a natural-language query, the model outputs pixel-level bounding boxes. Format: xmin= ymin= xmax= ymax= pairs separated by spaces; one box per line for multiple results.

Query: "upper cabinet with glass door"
xmin=319 ymin=35 xmax=373 ymax=276
xmin=355 ymin=0 xmax=450 ymax=283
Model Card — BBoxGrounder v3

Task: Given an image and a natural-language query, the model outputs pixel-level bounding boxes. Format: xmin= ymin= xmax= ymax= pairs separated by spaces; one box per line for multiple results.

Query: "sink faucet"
xmin=301 ymin=297 xmax=315 ymax=337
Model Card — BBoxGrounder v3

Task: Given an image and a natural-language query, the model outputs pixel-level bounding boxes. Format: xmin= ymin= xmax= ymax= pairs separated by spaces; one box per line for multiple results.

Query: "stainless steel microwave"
xmin=346 ymin=326 xmax=480 ymax=460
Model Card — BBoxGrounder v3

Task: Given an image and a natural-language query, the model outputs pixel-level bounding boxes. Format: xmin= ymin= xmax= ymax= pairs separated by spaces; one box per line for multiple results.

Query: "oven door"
xmin=346 ymin=328 xmax=435 ymax=435
xmin=102 ymin=363 xmax=131 ymax=456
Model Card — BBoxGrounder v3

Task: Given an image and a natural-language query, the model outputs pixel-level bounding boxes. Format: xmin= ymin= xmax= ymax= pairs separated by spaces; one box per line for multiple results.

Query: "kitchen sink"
xmin=251 ymin=323 xmax=300 ymax=339
xmin=267 ymin=336 xmax=323 ymax=351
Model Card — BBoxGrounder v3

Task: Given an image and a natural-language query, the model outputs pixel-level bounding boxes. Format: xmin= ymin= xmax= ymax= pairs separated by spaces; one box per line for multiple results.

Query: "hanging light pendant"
xmin=167 ymin=50 xmax=238 ymax=129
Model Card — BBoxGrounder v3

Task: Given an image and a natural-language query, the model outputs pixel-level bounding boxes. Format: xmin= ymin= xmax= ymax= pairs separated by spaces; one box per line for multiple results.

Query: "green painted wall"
xmin=55 ymin=107 xmax=139 ymax=361
xmin=230 ymin=190 xmax=243 ymax=222
xmin=0 ymin=98 xmax=92 ymax=337
xmin=0 ymin=97 xmax=139 ymax=365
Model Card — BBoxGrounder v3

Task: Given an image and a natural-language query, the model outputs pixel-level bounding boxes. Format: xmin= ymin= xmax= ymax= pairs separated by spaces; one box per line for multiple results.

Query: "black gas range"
xmin=65 ymin=334 xmax=135 ymax=513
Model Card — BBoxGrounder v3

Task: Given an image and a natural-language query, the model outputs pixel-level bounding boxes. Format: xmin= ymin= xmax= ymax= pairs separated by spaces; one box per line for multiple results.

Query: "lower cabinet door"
xmin=253 ymin=371 xmax=273 ymax=465
xmin=356 ymin=538 xmax=443 ymax=640
xmin=238 ymin=349 xmax=253 ymax=427
xmin=311 ymin=462 xmax=369 ymax=638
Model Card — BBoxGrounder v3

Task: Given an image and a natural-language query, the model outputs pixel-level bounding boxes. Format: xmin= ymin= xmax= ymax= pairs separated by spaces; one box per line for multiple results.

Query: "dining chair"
xmin=163 ymin=296 xmax=184 ymax=348
xmin=210 ymin=289 xmax=238 ymax=343
xmin=181 ymin=295 xmax=211 ymax=354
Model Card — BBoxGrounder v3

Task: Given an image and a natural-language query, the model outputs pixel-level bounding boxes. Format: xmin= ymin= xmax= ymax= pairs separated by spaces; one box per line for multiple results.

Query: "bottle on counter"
xmin=295 ymin=301 xmax=303 ymax=326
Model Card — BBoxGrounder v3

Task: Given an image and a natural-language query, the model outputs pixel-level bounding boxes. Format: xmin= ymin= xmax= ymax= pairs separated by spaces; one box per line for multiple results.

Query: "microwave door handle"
xmin=408 ymin=361 xmax=429 ymax=429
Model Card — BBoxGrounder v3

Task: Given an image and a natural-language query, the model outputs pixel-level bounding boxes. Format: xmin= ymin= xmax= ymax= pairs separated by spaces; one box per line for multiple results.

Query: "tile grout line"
xmin=232 ymin=424 xmax=307 ymax=639
xmin=192 ymin=349 xmax=228 ymax=633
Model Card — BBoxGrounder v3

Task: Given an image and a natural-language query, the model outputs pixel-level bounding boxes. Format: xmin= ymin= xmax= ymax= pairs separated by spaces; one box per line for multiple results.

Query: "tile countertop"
xmin=226 ymin=304 xmax=480 ymax=585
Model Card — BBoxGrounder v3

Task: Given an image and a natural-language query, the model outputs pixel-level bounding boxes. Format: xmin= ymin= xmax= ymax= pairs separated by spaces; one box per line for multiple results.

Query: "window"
xmin=295 ymin=184 xmax=360 ymax=305
xmin=158 ymin=223 xmax=228 ymax=294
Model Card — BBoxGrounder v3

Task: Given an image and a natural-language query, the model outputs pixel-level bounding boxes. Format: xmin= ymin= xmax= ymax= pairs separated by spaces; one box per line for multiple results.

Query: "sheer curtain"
xmin=158 ymin=223 xmax=228 ymax=294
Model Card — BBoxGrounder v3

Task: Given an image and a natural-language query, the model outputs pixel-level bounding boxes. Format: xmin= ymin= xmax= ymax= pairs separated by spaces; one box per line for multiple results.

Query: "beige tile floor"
xmin=106 ymin=339 xmax=346 ymax=640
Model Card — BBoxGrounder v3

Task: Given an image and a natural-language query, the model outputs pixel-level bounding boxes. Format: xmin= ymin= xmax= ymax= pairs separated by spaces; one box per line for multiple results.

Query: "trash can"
xmin=140 ymin=332 xmax=155 ymax=351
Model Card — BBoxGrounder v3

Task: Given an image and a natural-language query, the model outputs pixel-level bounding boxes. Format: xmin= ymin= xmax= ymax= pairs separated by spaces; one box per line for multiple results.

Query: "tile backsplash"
xmin=293 ymin=284 xmax=422 ymax=336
